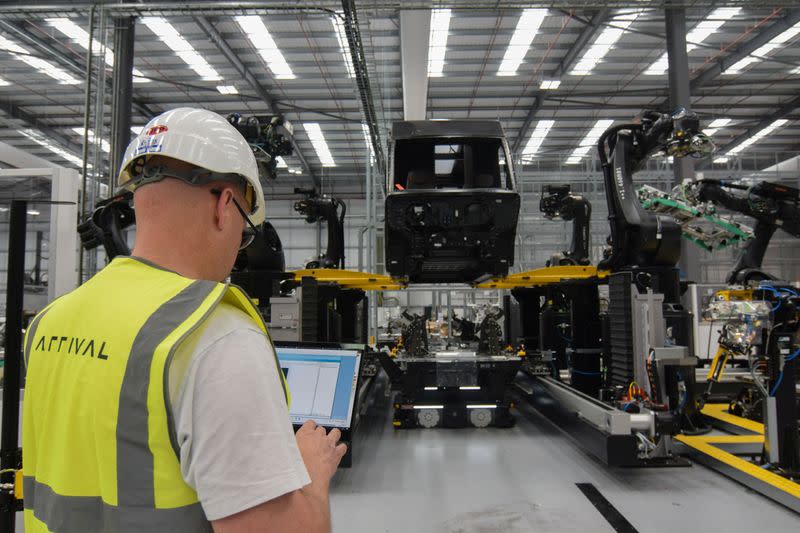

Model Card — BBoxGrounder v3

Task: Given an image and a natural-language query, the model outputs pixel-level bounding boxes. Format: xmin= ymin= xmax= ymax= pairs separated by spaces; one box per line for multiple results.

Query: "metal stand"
xmin=0 ymin=200 xmax=28 ymax=532
xmin=516 ymin=374 xmax=690 ymax=468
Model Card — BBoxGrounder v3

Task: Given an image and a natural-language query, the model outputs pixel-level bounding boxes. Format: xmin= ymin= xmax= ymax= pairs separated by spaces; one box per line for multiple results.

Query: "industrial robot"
xmin=529 ymin=185 xmax=593 ymax=379
xmin=294 ymin=187 xmax=347 ymax=269
xmin=515 ymin=110 xmax=716 ymax=468
xmin=641 ymin=178 xmax=800 ymax=409
xmin=598 ymin=109 xmax=714 ymax=434
xmin=686 ymin=178 xmax=800 ymax=284
xmin=539 ymin=184 xmax=592 ymax=267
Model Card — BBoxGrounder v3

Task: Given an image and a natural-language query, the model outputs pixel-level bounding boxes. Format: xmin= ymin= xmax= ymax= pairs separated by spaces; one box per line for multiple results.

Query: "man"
xmin=22 ymin=107 xmax=346 ymax=533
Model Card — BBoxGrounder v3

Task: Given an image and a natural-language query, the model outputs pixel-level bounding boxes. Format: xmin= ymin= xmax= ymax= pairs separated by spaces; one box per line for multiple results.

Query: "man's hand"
xmin=212 ymin=422 xmax=346 ymax=533
xmin=295 ymin=420 xmax=347 ymax=491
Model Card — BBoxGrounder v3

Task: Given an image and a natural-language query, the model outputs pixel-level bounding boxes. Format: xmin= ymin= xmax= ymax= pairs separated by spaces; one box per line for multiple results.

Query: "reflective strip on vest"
xmin=23 ymin=477 xmax=210 ymax=532
xmin=23 ymin=304 xmax=54 ymax=368
xmin=117 ymin=280 xmax=217 ymax=510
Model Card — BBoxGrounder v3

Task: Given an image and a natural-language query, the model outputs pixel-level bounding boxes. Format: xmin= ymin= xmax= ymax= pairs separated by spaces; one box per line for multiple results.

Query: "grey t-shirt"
xmin=169 ymin=302 xmax=311 ymax=521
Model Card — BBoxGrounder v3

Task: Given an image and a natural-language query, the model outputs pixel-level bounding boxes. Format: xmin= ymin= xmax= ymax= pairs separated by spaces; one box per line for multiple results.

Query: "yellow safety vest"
xmin=22 ymin=256 xmax=287 ymax=532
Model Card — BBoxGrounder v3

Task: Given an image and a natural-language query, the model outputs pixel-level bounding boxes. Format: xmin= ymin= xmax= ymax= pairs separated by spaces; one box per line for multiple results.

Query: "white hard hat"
xmin=118 ymin=107 xmax=266 ymax=225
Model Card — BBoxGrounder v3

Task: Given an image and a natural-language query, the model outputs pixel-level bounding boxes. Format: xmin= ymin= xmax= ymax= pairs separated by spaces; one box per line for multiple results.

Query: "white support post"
xmin=49 ymin=167 xmax=79 ymax=300
xmin=400 ymin=10 xmax=431 ymax=120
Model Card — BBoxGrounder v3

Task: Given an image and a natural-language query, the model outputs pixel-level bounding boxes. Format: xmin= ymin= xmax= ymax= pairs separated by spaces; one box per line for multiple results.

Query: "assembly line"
xmin=0 ymin=4 xmax=799 ymax=533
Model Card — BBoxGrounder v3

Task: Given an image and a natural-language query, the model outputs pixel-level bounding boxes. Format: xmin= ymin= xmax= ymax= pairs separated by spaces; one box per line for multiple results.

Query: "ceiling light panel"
xmin=644 ymin=8 xmax=740 ymax=75
xmin=428 ymin=9 xmax=452 ymax=77
xmin=725 ymin=119 xmax=787 ymax=156
xmin=571 ymin=11 xmax=641 ymax=76
xmin=565 ymin=119 xmax=615 ymax=164
xmin=497 ymin=9 xmax=548 ymax=76
xmin=71 ymin=127 xmax=110 ymax=153
xmin=46 ymin=18 xmax=149 ymax=82
xmin=19 ymin=129 xmax=85 ymax=167
xmin=141 ymin=17 xmax=221 ymax=81
xmin=303 ymin=123 xmax=336 ymax=167
xmin=216 ymin=85 xmax=238 ymax=95
xmin=540 ymin=79 xmax=561 ymax=90
xmin=521 ymin=119 xmax=554 ymax=159
xmin=704 ymin=118 xmax=731 ymax=136
xmin=724 ymin=21 xmax=800 ymax=75
xmin=0 ymin=35 xmax=80 ymax=84
xmin=332 ymin=13 xmax=355 ymax=78
xmin=235 ymin=15 xmax=295 ymax=80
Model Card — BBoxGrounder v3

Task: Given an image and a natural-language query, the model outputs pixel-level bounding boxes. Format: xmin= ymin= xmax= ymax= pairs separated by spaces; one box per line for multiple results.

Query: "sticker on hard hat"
xmin=146 ymin=125 xmax=168 ymax=136
xmin=134 ymin=135 xmax=164 ymax=156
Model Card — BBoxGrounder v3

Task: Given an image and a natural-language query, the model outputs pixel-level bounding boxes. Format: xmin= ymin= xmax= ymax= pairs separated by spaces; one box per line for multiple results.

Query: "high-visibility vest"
xmin=22 ymin=256 xmax=287 ymax=532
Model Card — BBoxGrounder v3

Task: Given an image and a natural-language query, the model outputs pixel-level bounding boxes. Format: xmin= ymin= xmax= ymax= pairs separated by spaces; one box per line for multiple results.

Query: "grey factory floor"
xmin=329 ymin=379 xmax=800 ymax=533
xmin=6 ymin=380 xmax=800 ymax=532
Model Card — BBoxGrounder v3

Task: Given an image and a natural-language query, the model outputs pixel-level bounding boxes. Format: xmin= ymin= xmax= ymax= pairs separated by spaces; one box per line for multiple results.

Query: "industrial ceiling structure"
xmin=0 ymin=1 xmax=798 ymax=188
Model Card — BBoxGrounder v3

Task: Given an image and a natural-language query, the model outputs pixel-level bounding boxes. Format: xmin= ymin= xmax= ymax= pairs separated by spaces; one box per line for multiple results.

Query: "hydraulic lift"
xmin=377 ymin=119 xmax=525 ymax=428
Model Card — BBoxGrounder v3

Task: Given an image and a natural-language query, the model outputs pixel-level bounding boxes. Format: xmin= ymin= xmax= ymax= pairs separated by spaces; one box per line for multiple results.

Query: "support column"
xmin=0 ymin=200 xmax=27 ymax=533
xmin=400 ymin=10 xmax=430 ymax=120
xmin=50 ymin=168 xmax=80 ymax=300
xmin=665 ymin=4 xmax=700 ymax=282
xmin=110 ymin=17 xmax=135 ymax=178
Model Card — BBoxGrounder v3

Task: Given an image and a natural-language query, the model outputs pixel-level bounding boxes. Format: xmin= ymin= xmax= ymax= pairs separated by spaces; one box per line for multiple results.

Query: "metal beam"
xmin=0 ymin=19 xmax=154 ymax=119
xmin=399 ymin=10 xmax=430 ymax=120
xmin=690 ymin=8 xmax=800 ymax=91
xmin=193 ymin=15 xmax=318 ymax=188
xmin=512 ymin=96 xmax=542 ymax=155
xmin=666 ymin=4 xmax=693 ymax=181
xmin=0 ymin=98 xmax=83 ymax=155
xmin=110 ymin=16 xmax=135 ymax=177
xmin=710 ymin=94 xmax=800 ymax=165
xmin=0 ymin=140 xmax=60 ymax=169
xmin=554 ymin=9 xmax=610 ymax=81
xmin=761 ymin=153 xmax=800 ymax=173
xmin=665 ymin=3 xmax=699 ymax=282
xmin=341 ymin=0 xmax=386 ymax=174
xmin=512 ymin=9 xmax=609 ymax=154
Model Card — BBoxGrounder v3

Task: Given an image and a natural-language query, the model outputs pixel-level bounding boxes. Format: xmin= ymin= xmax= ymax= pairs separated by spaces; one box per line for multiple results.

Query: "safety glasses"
xmin=210 ymin=189 xmax=258 ymax=250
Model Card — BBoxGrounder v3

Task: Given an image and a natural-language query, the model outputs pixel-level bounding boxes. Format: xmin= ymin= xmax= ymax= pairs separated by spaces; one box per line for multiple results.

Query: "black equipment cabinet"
xmin=298 ymin=277 xmax=368 ymax=345
xmin=511 ymin=279 xmax=604 ymax=397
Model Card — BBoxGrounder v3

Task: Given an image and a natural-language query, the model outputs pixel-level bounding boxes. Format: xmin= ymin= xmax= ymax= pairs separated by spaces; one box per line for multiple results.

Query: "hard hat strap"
xmin=128 ymin=162 xmax=255 ymax=214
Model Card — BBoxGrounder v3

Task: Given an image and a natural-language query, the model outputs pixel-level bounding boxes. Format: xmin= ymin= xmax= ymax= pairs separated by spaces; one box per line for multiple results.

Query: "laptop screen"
xmin=276 ymin=346 xmax=361 ymax=428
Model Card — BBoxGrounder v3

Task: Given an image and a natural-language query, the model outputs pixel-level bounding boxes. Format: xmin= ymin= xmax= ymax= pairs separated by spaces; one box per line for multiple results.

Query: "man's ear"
xmin=212 ymin=188 xmax=234 ymax=230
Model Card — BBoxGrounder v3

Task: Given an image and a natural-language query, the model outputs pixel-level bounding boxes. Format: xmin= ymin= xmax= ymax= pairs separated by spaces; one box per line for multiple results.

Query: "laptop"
xmin=274 ymin=343 xmax=362 ymax=431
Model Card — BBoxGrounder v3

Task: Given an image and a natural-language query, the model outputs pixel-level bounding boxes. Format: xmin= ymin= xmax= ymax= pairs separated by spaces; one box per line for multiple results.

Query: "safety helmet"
xmin=117 ymin=107 xmax=266 ymax=225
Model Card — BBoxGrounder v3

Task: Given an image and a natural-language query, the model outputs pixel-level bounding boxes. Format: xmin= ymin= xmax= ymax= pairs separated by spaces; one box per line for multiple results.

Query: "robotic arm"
xmin=540 ymin=184 xmax=592 ymax=266
xmin=690 ymin=179 xmax=800 ymax=284
xmin=227 ymin=114 xmax=294 ymax=181
xmin=77 ymin=191 xmax=135 ymax=259
xmin=294 ymin=188 xmax=347 ymax=269
xmin=598 ymin=110 xmax=714 ymax=271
